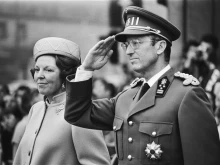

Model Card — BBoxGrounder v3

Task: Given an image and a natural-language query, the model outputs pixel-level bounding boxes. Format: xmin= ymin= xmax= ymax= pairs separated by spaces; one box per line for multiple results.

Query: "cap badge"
xmin=156 ymin=76 xmax=170 ymax=97
xmin=126 ymin=17 xmax=139 ymax=27
xmin=145 ymin=141 xmax=163 ymax=160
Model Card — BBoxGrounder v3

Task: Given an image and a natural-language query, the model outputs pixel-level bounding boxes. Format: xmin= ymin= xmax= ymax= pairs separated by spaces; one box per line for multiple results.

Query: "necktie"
xmin=138 ymin=83 xmax=150 ymax=101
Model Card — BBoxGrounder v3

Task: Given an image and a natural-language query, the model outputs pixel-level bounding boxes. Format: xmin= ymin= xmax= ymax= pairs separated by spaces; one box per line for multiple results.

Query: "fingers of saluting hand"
xmin=103 ymin=36 xmax=115 ymax=48
xmin=97 ymin=36 xmax=115 ymax=52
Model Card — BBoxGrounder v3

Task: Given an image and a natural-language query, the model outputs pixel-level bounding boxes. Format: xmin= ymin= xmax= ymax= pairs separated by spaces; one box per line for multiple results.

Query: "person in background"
xmin=0 ymin=84 xmax=10 ymax=102
xmin=64 ymin=6 xmax=220 ymax=165
xmin=182 ymin=34 xmax=220 ymax=110
xmin=1 ymin=98 xmax=21 ymax=165
xmin=92 ymin=78 xmax=117 ymax=160
xmin=13 ymin=86 xmax=31 ymax=103
xmin=12 ymin=88 xmax=43 ymax=159
xmin=197 ymin=34 xmax=220 ymax=109
xmin=215 ymin=108 xmax=220 ymax=139
xmin=0 ymin=84 xmax=10 ymax=165
xmin=180 ymin=40 xmax=199 ymax=74
xmin=13 ymin=37 xmax=110 ymax=165
xmin=0 ymin=84 xmax=10 ymax=130
xmin=92 ymin=78 xmax=117 ymax=100
xmin=213 ymin=87 xmax=220 ymax=139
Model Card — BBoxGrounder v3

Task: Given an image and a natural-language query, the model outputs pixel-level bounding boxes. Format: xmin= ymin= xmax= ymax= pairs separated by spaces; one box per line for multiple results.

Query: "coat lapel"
xmin=128 ymin=68 xmax=175 ymax=118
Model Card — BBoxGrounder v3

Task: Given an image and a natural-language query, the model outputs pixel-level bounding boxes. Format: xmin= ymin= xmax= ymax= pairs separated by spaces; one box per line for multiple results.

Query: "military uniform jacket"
xmin=65 ymin=68 xmax=220 ymax=165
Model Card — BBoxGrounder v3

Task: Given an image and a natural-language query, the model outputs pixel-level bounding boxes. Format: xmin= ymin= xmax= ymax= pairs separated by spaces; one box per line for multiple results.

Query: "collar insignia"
xmin=156 ymin=76 xmax=170 ymax=97
xmin=130 ymin=77 xmax=146 ymax=88
xmin=145 ymin=141 xmax=163 ymax=160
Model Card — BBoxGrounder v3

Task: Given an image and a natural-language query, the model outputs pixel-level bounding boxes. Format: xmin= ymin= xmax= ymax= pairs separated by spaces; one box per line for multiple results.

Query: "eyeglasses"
xmin=121 ymin=40 xmax=154 ymax=51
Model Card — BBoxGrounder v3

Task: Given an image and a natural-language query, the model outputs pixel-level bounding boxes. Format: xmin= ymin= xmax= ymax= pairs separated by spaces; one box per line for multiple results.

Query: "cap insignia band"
xmin=126 ymin=26 xmax=161 ymax=34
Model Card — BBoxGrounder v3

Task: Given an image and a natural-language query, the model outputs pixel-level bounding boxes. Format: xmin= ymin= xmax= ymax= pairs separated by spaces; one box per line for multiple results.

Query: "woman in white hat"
xmin=13 ymin=37 xmax=110 ymax=165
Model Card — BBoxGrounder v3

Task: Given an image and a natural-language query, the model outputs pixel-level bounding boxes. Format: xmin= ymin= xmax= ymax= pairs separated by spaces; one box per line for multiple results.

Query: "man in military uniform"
xmin=65 ymin=6 xmax=220 ymax=165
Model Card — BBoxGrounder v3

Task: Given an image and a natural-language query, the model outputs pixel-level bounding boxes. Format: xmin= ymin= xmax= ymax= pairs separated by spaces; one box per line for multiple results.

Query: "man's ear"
xmin=156 ymin=40 xmax=167 ymax=55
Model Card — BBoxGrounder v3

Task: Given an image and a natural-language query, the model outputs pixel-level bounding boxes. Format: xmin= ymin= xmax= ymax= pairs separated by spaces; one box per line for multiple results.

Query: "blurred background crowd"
xmin=0 ymin=0 xmax=220 ymax=165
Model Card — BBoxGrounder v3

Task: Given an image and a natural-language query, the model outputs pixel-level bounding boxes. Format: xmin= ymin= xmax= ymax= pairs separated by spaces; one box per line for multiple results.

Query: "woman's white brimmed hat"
xmin=33 ymin=37 xmax=81 ymax=63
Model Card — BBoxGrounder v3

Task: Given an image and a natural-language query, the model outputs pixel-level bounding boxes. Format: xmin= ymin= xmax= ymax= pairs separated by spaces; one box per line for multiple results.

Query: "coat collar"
xmin=128 ymin=68 xmax=175 ymax=118
xmin=44 ymin=92 xmax=66 ymax=105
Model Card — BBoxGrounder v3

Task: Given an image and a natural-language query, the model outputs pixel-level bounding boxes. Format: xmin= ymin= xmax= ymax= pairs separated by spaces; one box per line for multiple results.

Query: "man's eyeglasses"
xmin=121 ymin=40 xmax=154 ymax=51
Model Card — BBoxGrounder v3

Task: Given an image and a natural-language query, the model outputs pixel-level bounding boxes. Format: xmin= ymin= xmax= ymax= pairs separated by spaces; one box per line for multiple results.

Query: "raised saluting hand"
xmin=81 ymin=36 xmax=116 ymax=71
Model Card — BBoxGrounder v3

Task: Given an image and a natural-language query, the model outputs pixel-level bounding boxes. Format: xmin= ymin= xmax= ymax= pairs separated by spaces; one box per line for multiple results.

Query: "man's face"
xmin=123 ymin=35 xmax=158 ymax=74
xmin=197 ymin=41 xmax=213 ymax=61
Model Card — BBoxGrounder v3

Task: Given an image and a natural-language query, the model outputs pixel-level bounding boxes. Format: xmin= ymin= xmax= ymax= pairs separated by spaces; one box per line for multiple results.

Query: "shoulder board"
xmin=174 ymin=71 xmax=200 ymax=86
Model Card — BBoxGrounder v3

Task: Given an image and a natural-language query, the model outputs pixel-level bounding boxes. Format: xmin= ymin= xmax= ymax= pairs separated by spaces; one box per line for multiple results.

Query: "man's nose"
xmin=126 ymin=44 xmax=135 ymax=55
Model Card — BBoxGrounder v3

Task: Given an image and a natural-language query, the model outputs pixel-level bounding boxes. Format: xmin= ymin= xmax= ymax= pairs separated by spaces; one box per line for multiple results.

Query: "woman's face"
xmin=34 ymin=55 xmax=63 ymax=98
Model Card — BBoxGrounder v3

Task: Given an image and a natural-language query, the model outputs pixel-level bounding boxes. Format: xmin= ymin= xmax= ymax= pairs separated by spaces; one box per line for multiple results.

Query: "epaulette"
xmin=174 ymin=71 xmax=200 ymax=86
xmin=130 ymin=77 xmax=146 ymax=88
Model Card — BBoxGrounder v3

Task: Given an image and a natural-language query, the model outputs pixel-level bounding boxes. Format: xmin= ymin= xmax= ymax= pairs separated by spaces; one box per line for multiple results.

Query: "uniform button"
xmin=127 ymin=155 xmax=132 ymax=160
xmin=28 ymin=151 xmax=31 ymax=156
xmin=128 ymin=121 xmax=133 ymax=126
xmin=113 ymin=126 xmax=116 ymax=131
xmin=128 ymin=137 xmax=133 ymax=143
xmin=152 ymin=131 xmax=157 ymax=136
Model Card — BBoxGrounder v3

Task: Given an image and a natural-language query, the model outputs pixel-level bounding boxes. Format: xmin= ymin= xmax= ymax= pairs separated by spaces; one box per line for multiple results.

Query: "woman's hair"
xmin=30 ymin=54 xmax=81 ymax=87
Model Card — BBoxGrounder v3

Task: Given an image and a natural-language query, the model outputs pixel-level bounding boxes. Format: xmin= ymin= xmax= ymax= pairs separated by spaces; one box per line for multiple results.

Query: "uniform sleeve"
xmin=65 ymin=78 xmax=116 ymax=130
xmin=71 ymin=126 xmax=111 ymax=165
xmin=178 ymin=87 xmax=220 ymax=165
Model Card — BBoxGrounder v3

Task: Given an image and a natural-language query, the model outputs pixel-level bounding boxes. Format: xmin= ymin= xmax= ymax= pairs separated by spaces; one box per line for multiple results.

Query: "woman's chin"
xmin=37 ymin=89 xmax=47 ymax=96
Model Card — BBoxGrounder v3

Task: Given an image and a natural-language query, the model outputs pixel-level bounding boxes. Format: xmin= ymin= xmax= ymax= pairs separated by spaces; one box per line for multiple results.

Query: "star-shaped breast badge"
xmin=145 ymin=141 xmax=163 ymax=160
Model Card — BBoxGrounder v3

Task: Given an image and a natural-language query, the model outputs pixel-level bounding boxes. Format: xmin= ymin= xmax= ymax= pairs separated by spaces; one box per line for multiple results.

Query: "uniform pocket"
xmin=139 ymin=122 xmax=173 ymax=165
xmin=113 ymin=117 xmax=124 ymax=160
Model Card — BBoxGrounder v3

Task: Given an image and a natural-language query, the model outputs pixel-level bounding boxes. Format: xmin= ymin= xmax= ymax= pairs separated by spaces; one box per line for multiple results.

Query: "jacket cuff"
xmin=66 ymin=76 xmax=93 ymax=98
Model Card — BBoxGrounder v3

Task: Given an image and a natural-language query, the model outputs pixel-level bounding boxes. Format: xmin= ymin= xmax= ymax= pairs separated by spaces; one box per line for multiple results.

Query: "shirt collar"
xmin=147 ymin=65 xmax=171 ymax=87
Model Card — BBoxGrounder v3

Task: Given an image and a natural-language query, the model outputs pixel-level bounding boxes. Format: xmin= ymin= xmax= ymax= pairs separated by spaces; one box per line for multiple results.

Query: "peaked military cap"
xmin=115 ymin=6 xmax=181 ymax=44
xmin=33 ymin=37 xmax=81 ymax=63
